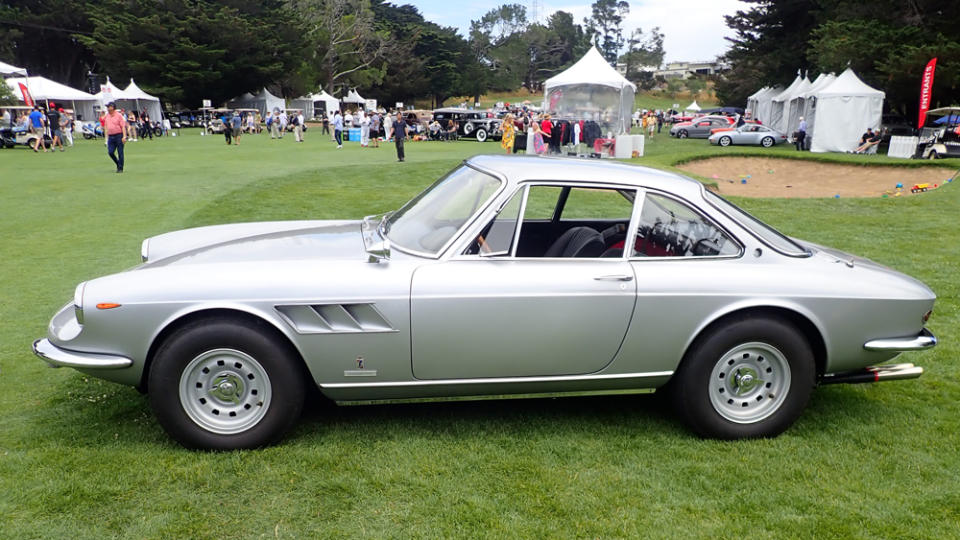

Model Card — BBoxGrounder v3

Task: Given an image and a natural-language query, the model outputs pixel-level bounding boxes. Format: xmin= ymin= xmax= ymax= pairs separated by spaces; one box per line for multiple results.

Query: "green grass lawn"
xmin=1 ymin=129 xmax=959 ymax=538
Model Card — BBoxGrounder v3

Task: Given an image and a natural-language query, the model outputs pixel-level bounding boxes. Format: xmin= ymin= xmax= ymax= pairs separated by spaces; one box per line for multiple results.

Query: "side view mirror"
xmin=367 ymin=239 xmax=390 ymax=263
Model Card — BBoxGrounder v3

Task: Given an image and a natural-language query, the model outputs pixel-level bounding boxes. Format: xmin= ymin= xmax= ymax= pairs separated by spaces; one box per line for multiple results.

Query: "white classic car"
xmin=34 ymin=156 xmax=937 ymax=449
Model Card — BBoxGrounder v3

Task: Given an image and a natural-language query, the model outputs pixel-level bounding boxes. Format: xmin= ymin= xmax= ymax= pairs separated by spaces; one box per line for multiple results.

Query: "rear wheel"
xmin=148 ymin=317 xmax=306 ymax=449
xmin=761 ymin=136 xmax=775 ymax=148
xmin=671 ymin=316 xmax=815 ymax=439
xmin=719 ymin=136 xmax=732 ymax=147
xmin=475 ymin=127 xmax=488 ymax=142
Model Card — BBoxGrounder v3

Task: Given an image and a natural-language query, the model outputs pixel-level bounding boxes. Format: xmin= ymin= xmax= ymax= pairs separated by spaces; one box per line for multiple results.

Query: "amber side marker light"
xmin=96 ymin=303 xmax=122 ymax=310
xmin=923 ymin=310 xmax=932 ymax=324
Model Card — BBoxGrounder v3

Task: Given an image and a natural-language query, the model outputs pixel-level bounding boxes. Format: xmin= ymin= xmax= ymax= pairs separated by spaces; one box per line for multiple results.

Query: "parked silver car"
xmin=708 ymin=124 xmax=788 ymax=148
xmin=34 ymin=156 xmax=937 ymax=449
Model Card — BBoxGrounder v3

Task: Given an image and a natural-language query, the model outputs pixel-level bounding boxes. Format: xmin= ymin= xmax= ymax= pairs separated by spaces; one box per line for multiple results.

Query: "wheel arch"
xmin=681 ymin=305 xmax=828 ymax=378
xmin=139 ymin=307 xmax=308 ymax=392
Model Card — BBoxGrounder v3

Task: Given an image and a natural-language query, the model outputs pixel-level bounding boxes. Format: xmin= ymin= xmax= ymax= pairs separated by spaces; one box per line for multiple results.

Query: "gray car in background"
xmin=34 ymin=156 xmax=937 ymax=449
xmin=670 ymin=115 xmax=732 ymax=138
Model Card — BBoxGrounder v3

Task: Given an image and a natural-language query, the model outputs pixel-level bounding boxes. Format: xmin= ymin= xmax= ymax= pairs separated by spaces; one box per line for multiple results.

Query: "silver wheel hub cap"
xmin=709 ymin=342 xmax=791 ymax=424
xmin=179 ymin=349 xmax=272 ymax=435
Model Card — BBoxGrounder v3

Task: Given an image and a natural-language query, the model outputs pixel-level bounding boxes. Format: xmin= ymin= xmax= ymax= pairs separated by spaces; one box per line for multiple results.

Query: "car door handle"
xmin=594 ymin=274 xmax=634 ymax=282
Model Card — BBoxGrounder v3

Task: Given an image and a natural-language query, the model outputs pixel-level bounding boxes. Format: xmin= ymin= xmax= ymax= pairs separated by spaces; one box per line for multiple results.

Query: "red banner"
xmin=18 ymin=82 xmax=34 ymax=107
xmin=918 ymin=57 xmax=937 ymax=129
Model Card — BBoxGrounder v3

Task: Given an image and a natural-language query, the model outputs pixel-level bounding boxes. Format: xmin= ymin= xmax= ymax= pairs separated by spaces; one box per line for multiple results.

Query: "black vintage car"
xmin=432 ymin=108 xmax=501 ymax=142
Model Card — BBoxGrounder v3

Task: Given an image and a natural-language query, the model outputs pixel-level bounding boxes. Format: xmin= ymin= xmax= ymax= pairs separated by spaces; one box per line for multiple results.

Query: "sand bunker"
xmin=678 ymin=157 xmax=957 ymax=198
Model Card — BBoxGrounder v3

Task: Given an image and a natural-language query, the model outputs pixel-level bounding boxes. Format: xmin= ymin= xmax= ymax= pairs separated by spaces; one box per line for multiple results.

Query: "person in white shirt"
xmin=278 ymin=111 xmax=288 ymax=138
xmin=344 ymin=110 xmax=354 ymax=127
xmin=359 ymin=110 xmax=369 ymax=147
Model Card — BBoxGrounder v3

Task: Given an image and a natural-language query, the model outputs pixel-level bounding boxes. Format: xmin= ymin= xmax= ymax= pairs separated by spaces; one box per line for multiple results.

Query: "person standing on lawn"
xmin=104 ymin=102 xmax=127 ymax=172
xmin=232 ymin=112 xmax=243 ymax=145
xmin=500 ymin=113 xmax=515 ymax=154
xmin=333 ymin=110 xmax=343 ymax=148
xmin=391 ymin=111 xmax=407 ymax=162
xmin=28 ymin=106 xmax=46 ymax=153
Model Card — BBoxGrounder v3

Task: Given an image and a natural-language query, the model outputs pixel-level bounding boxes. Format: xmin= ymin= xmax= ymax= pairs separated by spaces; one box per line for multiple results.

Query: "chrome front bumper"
xmin=863 ymin=328 xmax=937 ymax=352
xmin=32 ymin=338 xmax=132 ymax=369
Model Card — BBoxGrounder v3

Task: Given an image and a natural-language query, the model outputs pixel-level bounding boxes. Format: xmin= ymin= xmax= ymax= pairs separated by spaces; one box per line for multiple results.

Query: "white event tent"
xmin=341 ymin=89 xmax=367 ymax=109
xmin=780 ymin=75 xmax=812 ymax=135
xmin=797 ymin=73 xmax=836 ymax=144
xmin=290 ymin=89 xmax=340 ymax=119
xmin=0 ymin=60 xmax=28 ymax=77
xmin=809 ymin=68 xmax=884 ymax=153
xmin=227 ymin=88 xmax=286 ymax=116
xmin=768 ymin=73 xmax=808 ymax=133
xmin=685 ymin=100 xmax=702 ymax=112
xmin=752 ymin=86 xmax=782 ymax=126
xmin=5 ymin=75 xmax=99 ymax=121
xmin=122 ymin=79 xmax=163 ymax=122
xmin=543 ymin=46 xmax=636 ymax=134
xmin=746 ymin=87 xmax=768 ymax=119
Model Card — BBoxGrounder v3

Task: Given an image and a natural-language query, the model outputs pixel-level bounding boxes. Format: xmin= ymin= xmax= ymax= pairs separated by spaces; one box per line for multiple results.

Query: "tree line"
xmin=0 ymin=0 xmax=663 ymax=109
xmin=717 ymin=0 xmax=960 ymax=120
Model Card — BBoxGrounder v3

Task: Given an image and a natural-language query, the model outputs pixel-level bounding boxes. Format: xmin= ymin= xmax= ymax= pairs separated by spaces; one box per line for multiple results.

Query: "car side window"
xmin=632 ymin=192 xmax=740 ymax=258
xmin=464 ymin=188 xmax=524 ymax=256
xmin=515 ymin=185 xmax=637 ymax=258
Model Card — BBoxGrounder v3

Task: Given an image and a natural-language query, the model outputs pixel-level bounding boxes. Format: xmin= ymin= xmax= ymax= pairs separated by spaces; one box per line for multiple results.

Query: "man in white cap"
xmin=796 ymin=116 xmax=807 ymax=151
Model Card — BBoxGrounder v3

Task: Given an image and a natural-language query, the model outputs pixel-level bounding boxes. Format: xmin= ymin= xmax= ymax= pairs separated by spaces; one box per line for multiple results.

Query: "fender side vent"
xmin=275 ymin=303 xmax=396 ymax=334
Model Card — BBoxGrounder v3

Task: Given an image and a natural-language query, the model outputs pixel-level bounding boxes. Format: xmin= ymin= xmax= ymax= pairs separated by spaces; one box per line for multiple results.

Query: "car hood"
xmin=142 ymin=220 xmax=367 ymax=267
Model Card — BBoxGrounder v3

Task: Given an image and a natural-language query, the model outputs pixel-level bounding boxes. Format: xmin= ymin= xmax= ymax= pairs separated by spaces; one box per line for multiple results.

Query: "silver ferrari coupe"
xmin=34 ymin=156 xmax=937 ymax=449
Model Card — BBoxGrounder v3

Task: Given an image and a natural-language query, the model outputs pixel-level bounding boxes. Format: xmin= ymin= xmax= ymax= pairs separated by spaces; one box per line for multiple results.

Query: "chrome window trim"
xmin=627 ymin=188 xmax=745 ymax=262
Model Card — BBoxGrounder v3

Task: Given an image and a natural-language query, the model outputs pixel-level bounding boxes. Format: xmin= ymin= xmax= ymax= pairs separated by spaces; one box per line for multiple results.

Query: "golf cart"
xmin=0 ymin=106 xmax=51 ymax=149
xmin=917 ymin=107 xmax=960 ymax=160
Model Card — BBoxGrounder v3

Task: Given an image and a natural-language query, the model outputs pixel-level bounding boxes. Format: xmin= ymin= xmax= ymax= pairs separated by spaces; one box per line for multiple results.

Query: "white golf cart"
xmin=917 ymin=107 xmax=960 ymax=160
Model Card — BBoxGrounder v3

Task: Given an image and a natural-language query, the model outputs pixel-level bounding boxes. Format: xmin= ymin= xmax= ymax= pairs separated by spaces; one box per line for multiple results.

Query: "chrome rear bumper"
xmin=820 ymin=363 xmax=924 ymax=385
xmin=863 ymin=328 xmax=937 ymax=352
xmin=32 ymin=338 xmax=132 ymax=369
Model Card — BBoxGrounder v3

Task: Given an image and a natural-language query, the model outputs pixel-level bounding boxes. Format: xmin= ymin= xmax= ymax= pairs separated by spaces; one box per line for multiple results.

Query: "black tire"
xmin=475 ymin=128 xmax=488 ymax=142
xmin=928 ymin=151 xmax=938 ymax=160
xmin=154 ymin=127 xmax=163 ymax=137
xmin=148 ymin=317 xmax=306 ymax=450
xmin=671 ymin=315 xmax=815 ymax=439
xmin=719 ymin=136 xmax=732 ymax=147
xmin=678 ymin=129 xmax=688 ymax=139
xmin=761 ymin=136 xmax=774 ymax=148
xmin=83 ymin=132 xmax=94 ymax=140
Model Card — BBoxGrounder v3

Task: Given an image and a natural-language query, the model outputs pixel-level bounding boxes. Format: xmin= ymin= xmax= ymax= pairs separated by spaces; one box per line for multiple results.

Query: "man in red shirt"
xmin=104 ymin=102 xmax=127 ymax=173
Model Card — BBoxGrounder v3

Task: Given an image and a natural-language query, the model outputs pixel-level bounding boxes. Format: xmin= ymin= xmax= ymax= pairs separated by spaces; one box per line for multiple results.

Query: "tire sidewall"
xmin=762 ymin=136 xmax=774 ymax=147
xmin=148 ymin=319 xmax=306 ymax=450
xmin=679 ymin=130 xmax=688 ymax=139
xmin=475 ymin=128 xmax=487 ymax=142
xmin=673 ymin=316 xmax=815 ymax=439
xmin=720 ymin=136 xmax=731 ymax=147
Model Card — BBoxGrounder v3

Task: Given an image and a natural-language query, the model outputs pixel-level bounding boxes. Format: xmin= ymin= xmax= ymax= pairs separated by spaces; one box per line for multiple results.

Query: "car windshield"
xmin=383 ymin=165 xmax=502 ymax=256
xmin=703 ymin=189 xmax=810 ymax=257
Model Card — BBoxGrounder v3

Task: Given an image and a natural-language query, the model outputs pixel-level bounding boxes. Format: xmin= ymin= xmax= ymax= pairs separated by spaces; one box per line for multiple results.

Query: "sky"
xmin=399 ymin=0 xmax=744 ymax=63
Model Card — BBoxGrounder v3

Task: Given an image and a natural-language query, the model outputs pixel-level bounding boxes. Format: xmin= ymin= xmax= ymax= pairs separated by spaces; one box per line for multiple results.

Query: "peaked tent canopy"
xmin=809 ymin=68 xmax=884 ymax=153
xmin=122 ymin=79 xmax=163 ymax=123
xmin=685 ymin=100 xmax=702 ymax=112
xmin=227 ymin=88 xmax=285 ymax=117
xmin=342 ymin=89 xmax=367 ymax=105
xmin=782 ymin=75 xmax=813 ymax=136
xmin=290 ymin=89 xmax=340 ymax=119
xmin=768 ymin=73 xmax=807 ymax=133
xmin=753 ymin=86 xmax=783 ymax=125
xmin=543 ymin=46 xmax=636 ymax=134
xmin=0 ymin=60 xmax=27 ymax=77
xmin=5 ymin=75 xmax=99 ymax=121
xmin=746 ymin=87 xmax=768 ymax=118
xmin=799 ymin=73 xmax=836 ymax=143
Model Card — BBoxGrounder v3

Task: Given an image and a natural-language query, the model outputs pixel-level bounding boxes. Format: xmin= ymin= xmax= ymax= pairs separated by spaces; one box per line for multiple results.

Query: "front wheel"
xmin=761 ymin=136 xmax=775 ymax=148
xmin=148 ymin=318 xmax=306 ymax=449
xmin=719 ymin=136 xmax=732 ymax=147
xmin=671 ymin=316 xmax=815 ymax=439
xmin=678 ymin=129 xmax=688 ymax=139
xmin=928 ymin=150 xmax=939 ymax=160
xmin=475 ymin=128 xmax=488 ymax=142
